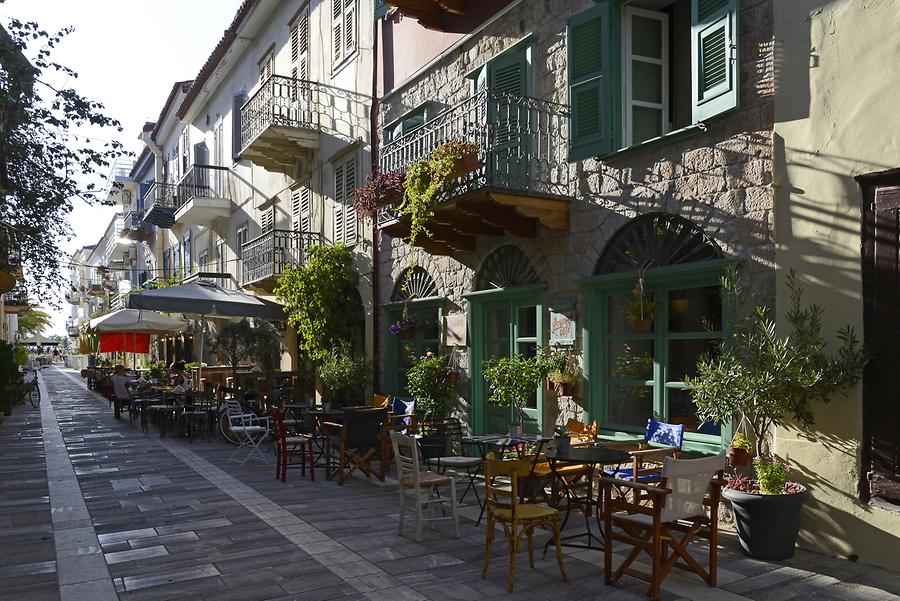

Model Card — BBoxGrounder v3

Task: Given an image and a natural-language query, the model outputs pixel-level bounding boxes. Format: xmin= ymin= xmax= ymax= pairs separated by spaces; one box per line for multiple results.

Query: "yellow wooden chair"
xmin=566 ymin=418 xmax=599 ymax=443
xmin=482 ymin=456 xmax=568 ymax=592
xmin=372 ymin=393 xmax=392 ymax=408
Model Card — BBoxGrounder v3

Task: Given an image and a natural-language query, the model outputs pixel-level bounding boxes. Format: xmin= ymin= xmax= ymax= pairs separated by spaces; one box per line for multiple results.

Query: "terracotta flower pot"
xmin=631 ymin=318 xmax=653 ymax=332
xmin=729 ymin=447 xmax=751 ymax=467
xmin=399 ymin=328 xmax=414 ymax=340
xmin=448 ymin=152 xmax=480 ymax=178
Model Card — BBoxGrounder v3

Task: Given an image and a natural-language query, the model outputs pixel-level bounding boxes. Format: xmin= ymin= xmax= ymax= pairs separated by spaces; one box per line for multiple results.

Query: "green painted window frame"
xmin=581 ymin=258 xmax=737 ymax=454
xmin=381 ymin=296 xmax=444 ymax=397
xmin=465 ymin=283 xmax=547 ymax=435
xmin=383 ymin=101 xmax=434 ymax=145
xmin=567 ymin=0 xmax=740 ymax=160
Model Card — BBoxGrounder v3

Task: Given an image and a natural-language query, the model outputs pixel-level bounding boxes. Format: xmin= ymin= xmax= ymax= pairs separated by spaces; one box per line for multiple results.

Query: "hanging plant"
xmin=353 ymin=169 xmax=406 ymax=219
xmin=388 ymin=310 xmax=416 ymax=339
xmin=399 ymin=141 xmax=480 ymax=288
xmin=623 ymin=280 xmax=656 ymax=331
xmin=431 ymin=140 xmax=480 ymax=179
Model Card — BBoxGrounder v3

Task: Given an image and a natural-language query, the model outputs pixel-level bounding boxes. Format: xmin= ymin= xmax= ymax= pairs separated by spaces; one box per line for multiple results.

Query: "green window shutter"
xmin=567 ymin=2 xmax=615 ymax=161
xmin=691 ymin=0 xmax=739 ymax=122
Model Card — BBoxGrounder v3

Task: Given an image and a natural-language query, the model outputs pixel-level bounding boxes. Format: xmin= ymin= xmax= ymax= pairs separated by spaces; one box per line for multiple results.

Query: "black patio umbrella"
xmin=127 ymin=280 xmax=287 ymax=384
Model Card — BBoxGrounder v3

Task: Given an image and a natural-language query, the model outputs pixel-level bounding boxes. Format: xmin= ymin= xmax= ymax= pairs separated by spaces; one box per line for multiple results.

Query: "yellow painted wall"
xmin=773 ymin=0 xmax=900 ymax=570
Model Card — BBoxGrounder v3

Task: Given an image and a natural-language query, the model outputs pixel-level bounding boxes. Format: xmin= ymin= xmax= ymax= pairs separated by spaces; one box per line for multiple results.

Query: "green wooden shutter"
xmin=488 ymin=49 xmax=527 ymax=149
xmin=691 ymin=0 xmax=739 ymax=122
xmin=567 ymin=2 xmax=614 ymax=160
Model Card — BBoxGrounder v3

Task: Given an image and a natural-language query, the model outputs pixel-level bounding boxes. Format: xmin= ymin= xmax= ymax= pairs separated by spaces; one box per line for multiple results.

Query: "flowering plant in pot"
xmin=432 ymin=140 xmax=480 ymax=178
xmin=543 ymin=349 xmax=580 ymax=396
xmin=353 ymin=169 xmax=405 ymax=219
xmin=685 ymin=267 xmax=870 ymax=560
xmin=728 ymin=432 xmax=753 ymax=467
xmin=388 ymin=311 xmax=416 ymax=339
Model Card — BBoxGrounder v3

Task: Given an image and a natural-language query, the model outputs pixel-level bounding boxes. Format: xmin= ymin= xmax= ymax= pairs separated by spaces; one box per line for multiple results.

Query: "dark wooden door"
xmin=859 ymin=169 xmax=900 ymax=507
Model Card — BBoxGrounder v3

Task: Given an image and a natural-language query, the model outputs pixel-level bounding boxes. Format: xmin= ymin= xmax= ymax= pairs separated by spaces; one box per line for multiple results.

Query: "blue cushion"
xmin=645 ymin=419 xmax=684 ymax=449
xmin=603 ymin=469 xmax=661 ymax=482
xmin=392 ymin=396 xmax=415 ymax=429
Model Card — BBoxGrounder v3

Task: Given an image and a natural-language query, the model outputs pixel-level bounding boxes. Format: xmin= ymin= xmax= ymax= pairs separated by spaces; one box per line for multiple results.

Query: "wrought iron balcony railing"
xmin=240 ymin=229 xmax=322 ymax=287
xmin=176 ymin=164 xmax=230 ymax=207
xmin=378 ymin=88 xmax=570 ymax=224
xmin=3 ymin=285 xmax=28 ymax=306
xmin=141 ymin=182 xmax=178 ymax=228
xmin=125 ymin=209 xmax=143 ymax=229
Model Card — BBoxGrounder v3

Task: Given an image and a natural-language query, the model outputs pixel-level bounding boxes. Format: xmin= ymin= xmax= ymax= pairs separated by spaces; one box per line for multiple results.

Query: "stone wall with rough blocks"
xmin=377 ymin=0 xmax=775 ymax=431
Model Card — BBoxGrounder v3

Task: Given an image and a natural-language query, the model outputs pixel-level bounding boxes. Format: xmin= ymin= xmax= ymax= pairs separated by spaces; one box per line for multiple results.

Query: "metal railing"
xmin=378 ymin=88 xmax=570 ymax=223
xmin=176 ymin=164 xmax=231 ymax=207
xmin=240 ymin=74 xmax=370 ymax=151
xmin=2 ymin=285 xmax=28 ymax=306
xmin=240 ymin=229 xmax=321 ymax=286
xmin=142 ymin=181 xmax=178 ymax=211
xmin=125 ymin=209 xmax=144 ymax=230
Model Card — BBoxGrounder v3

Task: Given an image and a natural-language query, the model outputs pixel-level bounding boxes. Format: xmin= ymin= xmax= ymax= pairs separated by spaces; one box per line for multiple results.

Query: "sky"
xmin=0 ymin=0 xmax=244 ymax=336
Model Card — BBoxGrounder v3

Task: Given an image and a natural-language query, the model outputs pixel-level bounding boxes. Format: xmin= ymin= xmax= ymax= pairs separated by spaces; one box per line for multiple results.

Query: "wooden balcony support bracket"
xmin=488 ymin=191 xmax=570 ymax=231
xmin=427 ymin=223 xmax=476 ymax=252
xmin=417 ymin=239 xmax=456 ymax=257
xmin=431 ymin=209 xmax=505 ymax=237
xmin=456 ymin=199 xmax=537 ymax=238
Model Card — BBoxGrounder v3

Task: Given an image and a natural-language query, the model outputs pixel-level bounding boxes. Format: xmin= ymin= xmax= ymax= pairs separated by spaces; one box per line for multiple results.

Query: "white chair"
xmin=225 ymin=399 xmax=271 ymax=466
xmin=390 ymin=430 xmax=460 ymax=542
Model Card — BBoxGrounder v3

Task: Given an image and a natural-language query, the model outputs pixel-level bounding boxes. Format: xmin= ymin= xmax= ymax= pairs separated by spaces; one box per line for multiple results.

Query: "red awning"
xmin=99 ymin=333 xmax=151 ymax=353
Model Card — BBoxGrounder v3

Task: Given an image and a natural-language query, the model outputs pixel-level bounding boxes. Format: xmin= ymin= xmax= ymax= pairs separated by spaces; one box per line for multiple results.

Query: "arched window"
xmin=476 ymin=245 xmax=539 ymax=290
xmin=585 ymin=213 xmax=731 ymax=452
xmin=594 ymin=213 xmax=722 ymax=275
xmin=391 ymin=266 xmax=438 ymax=302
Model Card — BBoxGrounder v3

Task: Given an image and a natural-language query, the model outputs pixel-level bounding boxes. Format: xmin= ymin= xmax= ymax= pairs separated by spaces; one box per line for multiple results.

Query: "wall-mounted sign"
xmin=444 ymin=313 xmax=467 ymax=346
xmin=549 ymin=310 xmax=576 ymax=346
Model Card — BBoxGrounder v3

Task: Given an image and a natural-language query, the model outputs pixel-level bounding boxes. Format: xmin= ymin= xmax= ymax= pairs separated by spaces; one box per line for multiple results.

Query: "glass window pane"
xmin=632 ymin=15 xmax=662 ymax=58
xmin=667 ymin=388 xmax=721 ymax=435
xmin=609 ymin=339 xmax=654 ymax=382
xmin=668 ymin=286 xmax=722 ymax=332
xmin=518 ymin=341 xmax=537 ymax=359
xmin=607 ymin=384 xmax=653 ymax=428
xmin=632 ymin=61 xmax=662 ymax=103
xmin=517 ymin=306 xmax=537 ymax=338
xmin=632 ymin=106 xmax=663 ymax=144
xmin=608 ymin=289 xmax=657 ymax=334
xmin=667 ymin=338 xmax=717 ymax=382
xmin=418 ymin=310 xmax=440 ymax=340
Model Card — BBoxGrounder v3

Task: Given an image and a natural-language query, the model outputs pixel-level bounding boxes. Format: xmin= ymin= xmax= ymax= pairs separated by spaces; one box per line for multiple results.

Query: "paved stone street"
xmin=0 ymin=366 xmax=897 ymax=601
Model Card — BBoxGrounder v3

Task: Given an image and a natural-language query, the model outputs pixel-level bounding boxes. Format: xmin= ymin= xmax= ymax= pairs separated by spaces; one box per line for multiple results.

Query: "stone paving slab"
xmin=0 ymin=366 xmax=897 ymax=601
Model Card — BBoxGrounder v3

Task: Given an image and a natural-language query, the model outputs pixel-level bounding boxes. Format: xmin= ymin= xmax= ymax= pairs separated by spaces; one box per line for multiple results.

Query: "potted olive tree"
xmin=316 ymin=346 xmax=370 ymax=409
xmin=686 ymin=268 xmax=869 ymax=560
xmin=483 ymin=352 xmax=550 ymax=437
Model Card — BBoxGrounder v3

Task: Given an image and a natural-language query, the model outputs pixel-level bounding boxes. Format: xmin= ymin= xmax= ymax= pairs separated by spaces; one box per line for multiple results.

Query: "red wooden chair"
xmin=272 ymin=407 xmax=314 ymax=482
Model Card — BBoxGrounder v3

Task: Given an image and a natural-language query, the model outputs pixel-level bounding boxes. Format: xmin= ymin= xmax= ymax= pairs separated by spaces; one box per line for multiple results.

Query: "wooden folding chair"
xmin=325 ymin=407 xmax=389 ymax=484
xmin=601 ymin=453 xmax=726 ymax=601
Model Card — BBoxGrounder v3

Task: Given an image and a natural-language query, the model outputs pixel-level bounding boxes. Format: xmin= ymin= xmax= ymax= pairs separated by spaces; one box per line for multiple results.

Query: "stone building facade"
xmin=376 ymin=0 xmax=774 ymax=449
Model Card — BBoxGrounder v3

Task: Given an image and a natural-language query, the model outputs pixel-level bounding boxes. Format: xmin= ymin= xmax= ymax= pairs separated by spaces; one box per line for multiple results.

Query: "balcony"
xmin=2 ymin=285 xmax=28 ymax=313
xmin=384 ymin=0 xmax=465 ymax=29
xmin=378 ymin=89 xmax=571 ymax=256
xmin=174 ymin=164 xmax=233 ymax=225
xmin=65 ymin=290 xmax=83 ymax=305
xmin=66 ymin=320 xmax=79 ymax=337
xmin=124 ymin=209 xmax=153 ymax=241
xmin=240 ymin=76 xmax=342 ymax=176
xmin=141 ymin=182 xmax=178 ymax=228
xmin=240 ymin=229 xmax=321 ymax=291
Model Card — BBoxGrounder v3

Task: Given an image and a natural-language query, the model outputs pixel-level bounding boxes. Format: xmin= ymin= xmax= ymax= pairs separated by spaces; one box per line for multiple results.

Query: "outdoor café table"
xmin=462 ymin=434 xmax=552 ymax=525
xmin=544 ymin=445 xmax=631 ymax=552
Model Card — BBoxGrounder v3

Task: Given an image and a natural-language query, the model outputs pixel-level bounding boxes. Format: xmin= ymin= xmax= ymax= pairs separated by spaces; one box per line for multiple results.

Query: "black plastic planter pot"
xmin=723 ymin=486 xmax=809 ymax=560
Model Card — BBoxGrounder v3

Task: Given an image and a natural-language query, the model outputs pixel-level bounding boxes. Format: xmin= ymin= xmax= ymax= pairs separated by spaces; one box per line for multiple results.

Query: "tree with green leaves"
xmin=0 ymin=19 xmax=126 ymax=297
xmin=16 ymin=306 xmax=51 ymax=340
xmin=274 ymin=244 xmax=359 ymax=362
xmin=685 ymin=267 xmax=870 ymax=459
xmin=212 ymin=319 xmax=255 ymax=396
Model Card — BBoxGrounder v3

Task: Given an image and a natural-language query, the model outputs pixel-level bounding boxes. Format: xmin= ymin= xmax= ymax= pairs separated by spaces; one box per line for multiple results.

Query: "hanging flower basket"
xmin=389 ymin=313 xmax=416 ymax=338
xmin=729 ymin=447 xmax=752 ymax=467
xmin=432 ymin=141 xmax=480 ymax=179
xmin=630 ymin=318 xmax=653 ymax=332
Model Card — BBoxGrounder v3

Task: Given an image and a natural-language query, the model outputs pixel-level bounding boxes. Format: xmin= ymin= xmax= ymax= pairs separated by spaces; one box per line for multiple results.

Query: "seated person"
xmin=111 ymin=365 xmax=137 ymax=400
xmin=169 ymin=360 xmax=192 ymax=392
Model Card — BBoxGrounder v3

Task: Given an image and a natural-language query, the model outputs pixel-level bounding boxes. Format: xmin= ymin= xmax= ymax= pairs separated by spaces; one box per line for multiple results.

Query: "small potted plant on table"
xmin=483 ymin=352 xmax=550 ymax=438
xmin=686 ymin=268 xmax=869 ymax=560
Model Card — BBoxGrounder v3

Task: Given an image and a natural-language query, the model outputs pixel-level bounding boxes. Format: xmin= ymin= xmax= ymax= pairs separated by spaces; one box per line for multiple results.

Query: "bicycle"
xmin=20 ymin=369 xmax=40 ymax=408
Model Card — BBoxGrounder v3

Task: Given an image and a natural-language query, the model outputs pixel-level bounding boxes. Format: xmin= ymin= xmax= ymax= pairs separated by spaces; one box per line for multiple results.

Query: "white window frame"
xmin=258 ymin=49 xmax=274 ymax=84
xmin=622 ymin=6 xmax=670 ymax=147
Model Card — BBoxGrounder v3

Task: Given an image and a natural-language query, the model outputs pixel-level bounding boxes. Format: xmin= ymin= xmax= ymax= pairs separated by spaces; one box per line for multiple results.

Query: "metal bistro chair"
xmin=602 ymin=453 xmax=727 ymax=601
xmin=390 ymin=430 xmax=460 ymax=542
xmin=425 ymin=418 xmax=484 ymax=506
xmin=180 ymin=390 xmax=216 ymax=441
xmin=224 ymin=399 xmax=271 ymax=466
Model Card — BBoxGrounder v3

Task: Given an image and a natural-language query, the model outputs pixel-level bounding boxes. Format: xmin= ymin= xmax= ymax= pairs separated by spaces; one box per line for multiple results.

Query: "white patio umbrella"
xmin=89 ymin=309 xmax=188 ymax=369
xmin=127 ymin=281 xmax=286 ymax=386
